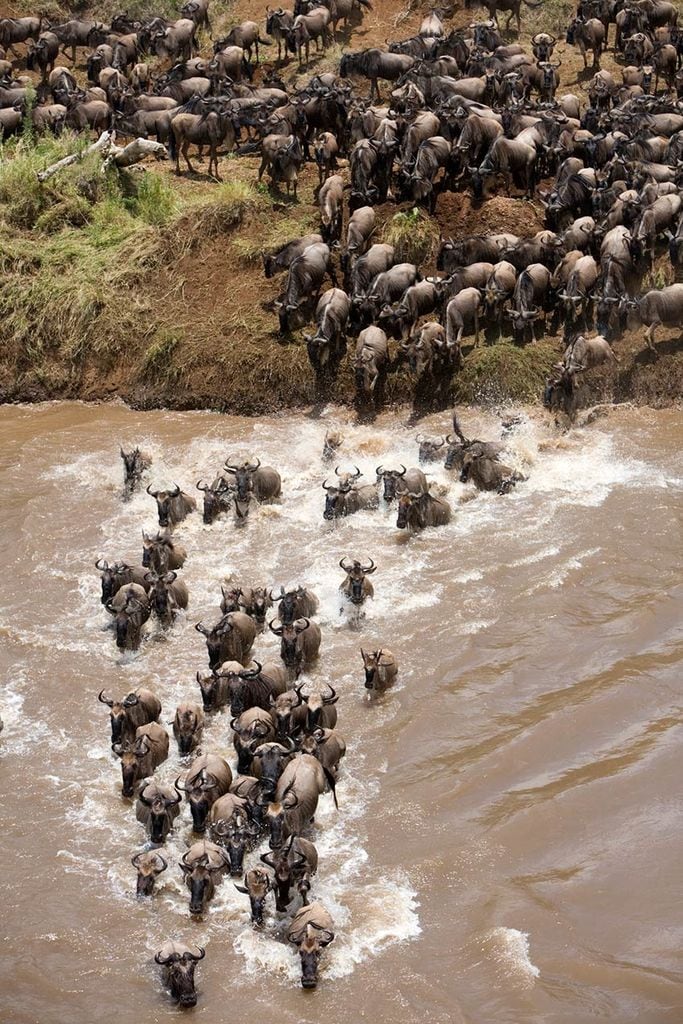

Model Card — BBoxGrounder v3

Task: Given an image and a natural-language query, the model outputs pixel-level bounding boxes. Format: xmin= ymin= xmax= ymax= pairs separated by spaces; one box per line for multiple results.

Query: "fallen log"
xmin=37 ymin=131 xmax=166 ymax=181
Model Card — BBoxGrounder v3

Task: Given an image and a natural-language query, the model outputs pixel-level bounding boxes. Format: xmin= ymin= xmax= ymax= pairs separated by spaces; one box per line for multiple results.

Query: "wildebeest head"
xmin=176 ymin=769 xmax=220 ymax=833
xmin=223 ymin=457 xmax=260 ymax=499
xmin=195 ymin=617 xmax=234 ymax=671
xmin=269 ymin=688 xmax=304 ymax=740
xmin=269 ymin=620 xmax=309 ymax=673
xmin=196 ymin=478 xmax=232 ymax=524
xmin=444 ymin=434 xmax=467 ymax=471
xmin=180 ymin=852 xmax=223 ymax=915
xmin=98 ymin=689 xmax=140 ymax=744
xmin=132 ymin=851 xmax=167 ymax=896
xmin=360 ymin=648 xmax=387 ymax=689
xmin=154 ymin=945 xmax=205 ymax=1007
xmin=221 ymin=661 xmax=263 ymax=717
xmin=261 ymin=837 xmax=309 ymax=912
xmin=145 ymin=571 xmax=178 ymax=619
xmin=96 ymin=558 xmax=128 ymax=605
xmin=266 ymin=785 xmax=299 ymax=848
xmin=147 ymin=483 xmax=181 ymax=528
xmin=416 ymin=434 xmax=446 ymax=463
xmin=109 ymin=593 xmax=149 ymax=650
xmin=213 ymin=811 xmax=258 ymax=875
xmin=303 ymin=685 xmax=338 ymax=730
xmin=112 ymin=735 xmax=152 ymax=797
xmin=339 ymin=557 xmax=376 ymax=604
xmin=272 ymin=586 xmax=307 ymax=626
xmin=138 ymin=784 xmax=181 ymax=843
xmin=322 ymin=465 xmax=361 ymax=519
xmin=322 ymin=430 xmax=343 ymax=462
xmin=506 ymin=308 xmax=539 ymax=342
xmin=290 ymin=921 xmax=334 ymax=988
xmin=354 ymin=348 xmax=380 ymax=394
xmin=249 ymin=587 xmax=272 ymax=624
xmin=234 ymin=867 xmax=271 ymax=926
xmin=375 ymin=464 xmax=407 ymax=502
xmin=252 ymin=738 xmax=297 ymax=792
xmin=396 ymin=490 xmax=424 ymax=529
xmin=195 ymin=669 xmax=223 ymax=712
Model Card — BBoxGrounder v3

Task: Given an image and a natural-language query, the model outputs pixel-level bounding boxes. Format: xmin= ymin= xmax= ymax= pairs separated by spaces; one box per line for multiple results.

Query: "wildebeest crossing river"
xmin=0 ymin=400 xmax=681 ymax=1023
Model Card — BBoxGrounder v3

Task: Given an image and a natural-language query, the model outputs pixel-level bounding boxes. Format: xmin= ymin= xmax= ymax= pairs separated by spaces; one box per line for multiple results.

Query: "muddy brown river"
xmin=1 ymin=400 xmax=682 ymax=1024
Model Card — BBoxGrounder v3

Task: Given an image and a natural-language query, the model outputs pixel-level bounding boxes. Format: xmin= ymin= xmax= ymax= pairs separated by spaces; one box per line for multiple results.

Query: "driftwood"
xmin=37 ymin=130 xmax=166 ymax=182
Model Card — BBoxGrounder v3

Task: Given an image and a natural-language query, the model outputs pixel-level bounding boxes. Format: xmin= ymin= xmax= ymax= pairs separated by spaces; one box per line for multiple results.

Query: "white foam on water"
xmin=483 ymin=926 xmax=540 ymax=988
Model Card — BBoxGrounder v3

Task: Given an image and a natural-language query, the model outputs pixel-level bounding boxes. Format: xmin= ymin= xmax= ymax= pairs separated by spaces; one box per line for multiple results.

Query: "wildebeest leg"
xmin=196 ymin=145 xmax=204 ymax=163
xmin=257 ymin=157 xmax=268 ymax=180
xmin=473 ymin=307 xmax=480 ymax=347
xmin=644 ymin=321 xmax=658 ymax=353
xmin=183 ymin=141 xmax=195 ymax=175
xmin=209 ymin=144 xmax=221 ymax=180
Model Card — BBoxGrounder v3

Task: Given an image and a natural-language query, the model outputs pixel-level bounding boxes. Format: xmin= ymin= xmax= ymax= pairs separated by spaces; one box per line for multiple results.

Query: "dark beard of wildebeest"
xmin=113 ymin=722 xmax=169 ymax=798
xmin=98 ymin=687 xmax=161 ymax=745
xmin=154 ymin=944 xmax=205 ymax=1008
xmin=146 ymin=483 xmax=196 ymax=529
xmin=269 ymin=618 xmax=321 ymax=677
xmin=108 ymin=585 xmax=151 ymax=650
xmin=145 ymin=570 xmax=189 ymax=626
xmin=141 ymin=531 xmax=187 ymax=575
xmin=213 ymin=812 xmax=258 ymax=876
xmin=339 ymin=558 xmax=376 ymax=606
xmin=251 ymin=738 xmax=297 ymax=795
xmin=231 ymin=706 xmax=275 ymax=773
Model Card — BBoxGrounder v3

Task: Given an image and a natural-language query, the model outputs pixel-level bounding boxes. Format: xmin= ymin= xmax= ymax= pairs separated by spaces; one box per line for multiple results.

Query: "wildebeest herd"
xmin=2 ymin=0 xmax=682 ymax=420
xmin=97 ymin=437 xmax=418 ymax=1002
xmin=99 ymin=413 xmax=523 ymax=1002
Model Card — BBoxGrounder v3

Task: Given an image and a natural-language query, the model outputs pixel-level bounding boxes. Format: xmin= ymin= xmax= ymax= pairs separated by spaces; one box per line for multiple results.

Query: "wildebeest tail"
xmin=167 ymin=119 xmax=178 ymax=160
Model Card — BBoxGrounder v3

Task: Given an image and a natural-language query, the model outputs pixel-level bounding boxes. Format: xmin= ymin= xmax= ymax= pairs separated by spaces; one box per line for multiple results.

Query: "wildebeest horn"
xmin=187 ymin=946 xmax=205 ymax=961
xmin=339 ymin=557 xmax=354 ymax=572
xmin=269 ymin=619 xmax=284 ymax=636
xmin=376 ymin=464 xmax=383 ymax=476
xmin=246 ymin=458 xmax=261 ymax=471
xmin=195 ymin=622 xmax=210 ymax=635
xmin=170 ymin=484 xmax=181 ymax=496
xmin=131 ymin=852 xmax=143 ymax=867
xmin=260 ymin=850 xmax=277 ymax=867
xmin=196 ymin=479 xmax=209 ymax=491
xmin=154 ymin=853 xmax=168 ymax=872
xmin=95 ymin=558 xmax=108 ymax=571
xmin=146 ymin=484 xmax=158 ymax=497
xmin=201 ymin=772 xmax=218 ymax=790
xmin=174 ymin=775 xmax=187 ymax=794
xmin=295 ymin=618 xmax=310 ymax=632
xmin=293 ymin=684 xmax=305 ymax=708
xmin=351 ymin=465 xmax=361 ymax=479
xmin=239 ymin=661 xmax=262 ymax=678
xmin=98 ymin=690 xmax=114 ymax=707
xmin=334 ymin=465 xmax=344 ymax=477
xmin=154 ymin=950 xmax=173 ymax=965
xmin=361 ymin=558 xmax=376 ymax=573
xmin=397 ymin=465 xmax=407 ymax=476
xmin=323 ymin=684 xmax=338 ymax=704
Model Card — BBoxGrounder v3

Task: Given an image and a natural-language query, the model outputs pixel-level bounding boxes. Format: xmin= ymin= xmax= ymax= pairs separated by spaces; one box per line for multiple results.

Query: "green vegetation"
xmin=383 ymin=207 xmax=440 ymax=266
xmin=453 ymin=342 xmax=558 ymax=405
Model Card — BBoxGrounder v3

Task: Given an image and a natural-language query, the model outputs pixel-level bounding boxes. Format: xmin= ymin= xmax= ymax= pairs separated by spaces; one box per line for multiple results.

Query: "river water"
xmin=0 ymin=400 xmax=681 ymax=1024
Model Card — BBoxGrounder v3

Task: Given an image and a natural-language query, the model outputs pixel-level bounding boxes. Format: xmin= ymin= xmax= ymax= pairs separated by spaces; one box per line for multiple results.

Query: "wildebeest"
xmin=231 ymin=705 xmax=276 ymax=773
xmin=141 ymin=530 xmax=187 ymax=574
xmin=626 ymin=283 xmax=683 ymax=352
xmin=269 ymin=618 xmax=322 ymax=678
xmin=96 ymin=559 xmax=150 ymax=606
xmin=339 ymin=557 xmax=376 ymax=606
xmin=354 ymin=326 xmax=388 ymax=404
xmin=416 ymin=435 xmax=446 ymax=463
xmin=113 ymin=721 xmax=169 ymax=798
xmin=98 ymin=687 xmax=161 ymax=745
xmin=375 ymin=465 xmax=428 ymax=502
xmin=322 ymin=470 xmax=379 ymax=519
xmin=120 ymin=446 xmax=152 ymax=497
xmin=196 ymin=476 xmax=232 ymax=524
xmin=107 ymin=582 xmax=151 ymax=650
xmin=135 ymin=779 xmax=182 ymax=844
xmin=340 ymin=49 xmax=414 ymax=102
xmin=361 ymin=647 xmax=399 ymax=692
xmin=266 ymin=752 xmax=332 ymax=849
xmin=222 ymin=457 xmax=281 ymax=520
xmin=217 ymin=659 xmax=289 ymax=716
xmin=276 ymin=242 xmax=334 ymax=333
xmin=145 ymin=570 xmax=189 ymax=626
xmin=460 ymin=450 xmax=525 ymax=493
xmin=396 ymin=490 xmax=452 ymax=531
xmin=147 ymin=484 xmax=196 ymax=528
xmin=563 ymin=333 xmax=617 ymax=372
xmin=287 ymin=902 xmax=335 ymax=988
xmin=172 ymin=702 xmax=204 ymax=755
xmin=234 ymin=867 xmax=272 ymax=926
xmin=273 ymin=586 xmax=320 ymax=625
xmin=261 ymin=835 xmax=318 ymax=911
xmin=180 ymin=840 xmax=229 ymax=915
xmin=177 ymin=753 xmax=232 ymax=832
xmin=299 ymin=726 xmax=346 ymax=779
xmin=132 ymin=850 xmax=168 ymax=896
xmin=195 ymin=612 xmax=257 ymax=669
xmin=305 ymin=288 xmax=350 ymax=382
xmin=154 ymin=942 xmax=205 ymax=1007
